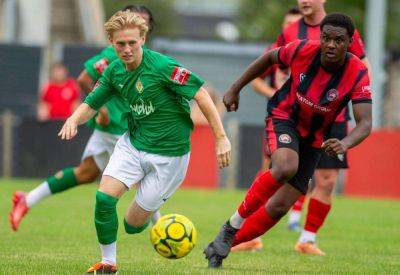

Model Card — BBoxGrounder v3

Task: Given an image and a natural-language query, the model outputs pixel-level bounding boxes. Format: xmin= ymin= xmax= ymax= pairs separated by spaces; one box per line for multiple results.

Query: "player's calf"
xmin=74 ymin=157 xmax=101 ymax=184
xmin=266 ymin=184 xmax=302 ymax=220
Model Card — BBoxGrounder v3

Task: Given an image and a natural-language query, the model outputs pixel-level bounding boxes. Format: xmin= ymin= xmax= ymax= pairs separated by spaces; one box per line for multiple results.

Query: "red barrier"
xmin=182 ymin=125 xmax=218 ymax=189
xmin=345 ymin=130 xmax=400 ymax=199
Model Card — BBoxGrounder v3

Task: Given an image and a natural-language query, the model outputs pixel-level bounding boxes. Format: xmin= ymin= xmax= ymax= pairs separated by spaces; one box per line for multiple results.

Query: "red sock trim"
xmin=238 ymin=170 xmax=281 ymax=218
xmin=292 ymin=195 xmax=306 ymax=211
xmin=233 ymin=206 xmax=278 ymax=246
xmin=304 ymin=198 xmax=331 ymax=233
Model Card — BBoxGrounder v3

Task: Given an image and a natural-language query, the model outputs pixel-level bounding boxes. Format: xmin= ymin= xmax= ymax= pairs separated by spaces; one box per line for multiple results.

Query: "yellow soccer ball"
xmin=150 ymin=214 xmax=197 ymax=259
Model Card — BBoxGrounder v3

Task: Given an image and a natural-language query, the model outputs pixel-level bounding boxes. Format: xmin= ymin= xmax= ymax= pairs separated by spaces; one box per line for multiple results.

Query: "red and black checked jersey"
xmin=275 ymin=18 xmax=367 ymax=122
xmin=267 ymin=40 xmax=372 ymax=148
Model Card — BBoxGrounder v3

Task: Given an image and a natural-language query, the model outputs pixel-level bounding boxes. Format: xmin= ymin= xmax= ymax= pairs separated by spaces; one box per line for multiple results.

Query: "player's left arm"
xmin=322 ymin=70 xmax=372 ymax=156
xmin=322 ymin=103 xmax=372 ymax=156
xmin=361 ymin=57 xmax=372 ymax=79
xmin=194 ymin=87 xmax=231 ymax=168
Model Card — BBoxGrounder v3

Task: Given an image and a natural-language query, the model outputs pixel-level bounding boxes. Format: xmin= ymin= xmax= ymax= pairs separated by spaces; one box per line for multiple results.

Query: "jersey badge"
xmin=171 ymin=67 xmax=191 ymax=85
xmin=327 ymin=89 xmax=339 ymax=102
xmin=279 ymin=134 xmax=292 ymax=144
xmin=94 ymin=58 xmax=109 ymax=74
xmin=136 ymin=79 xmax=144 ymax=93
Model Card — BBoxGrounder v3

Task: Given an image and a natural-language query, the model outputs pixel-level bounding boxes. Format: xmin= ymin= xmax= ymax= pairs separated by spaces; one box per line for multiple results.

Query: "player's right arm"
xmin=58 ymin=70 xmax=115 ymax=140
xmin=58 ymin=103 xmax=97 ymax=140
xmin=224 ymin=40 xmax=302 ymax=112
xmin=223 ymin=48 xmax=280 ymax=111
xmin=78 ymin=52 xmax=112 ymax=126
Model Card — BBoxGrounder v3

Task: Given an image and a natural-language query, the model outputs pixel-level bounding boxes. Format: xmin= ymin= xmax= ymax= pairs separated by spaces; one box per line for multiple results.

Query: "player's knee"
xmin=124 ymin=218 xmax=149 ymax=234
xmin=271 ymin=162 xmax=298 ymax=182
xmin=315 ymin=171 xmax=337 ymax=195
xmin=315 ymin=181 xmax=335 ymax=198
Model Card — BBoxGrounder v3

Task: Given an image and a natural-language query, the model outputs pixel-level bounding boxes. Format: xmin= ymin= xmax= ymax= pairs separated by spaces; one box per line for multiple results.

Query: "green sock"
xmin=124 ymin=218 xmax=149 ymax=234
xmin=95 ymin=191 xmax=119 ymax=244
xmin=47 ymin=167 xmax=78 ymax=194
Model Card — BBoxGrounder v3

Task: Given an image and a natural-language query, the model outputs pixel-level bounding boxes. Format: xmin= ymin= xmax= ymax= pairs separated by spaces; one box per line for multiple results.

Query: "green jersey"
xmin=84 ymin=46 xmax=130 ymax=135
xmin=84 ymin=48 xmax=205 ymax=156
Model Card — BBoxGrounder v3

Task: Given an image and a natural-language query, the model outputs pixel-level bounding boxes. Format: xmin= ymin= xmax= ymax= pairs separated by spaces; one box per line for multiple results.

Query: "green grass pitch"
xmin=1 ymin=179 xmax=399 ymax=274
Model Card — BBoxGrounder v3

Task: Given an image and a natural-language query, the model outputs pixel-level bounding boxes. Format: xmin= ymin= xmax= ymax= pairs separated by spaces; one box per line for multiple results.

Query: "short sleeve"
xmin=278 ymin=39 xmax=304 ymax=68
xmin=349 ymin=30 xmax=366 ymax=59
xmin=351 ymin=70 xmax=372 ymax=104
xmin=260 ymin=43 xmax=278 ymax=79
xmin=84 ymin=68 xmax=115 ymax=110
xmin=160 ymin=59 xmax=205 ymax=100
xmin=84 ymin=54 xmax=110 ymax=82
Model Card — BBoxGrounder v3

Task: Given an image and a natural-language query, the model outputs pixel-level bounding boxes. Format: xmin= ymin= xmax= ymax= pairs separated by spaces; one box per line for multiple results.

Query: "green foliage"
xmin=102 ymin=0 xmax=180 ymax=37
xmin=387 ymin=0 xmax=400 ymax=48
xmin=236 ymin=0 xmax=399 ymax=47
xmin=1 ymin=179 xmax=400 ymax=273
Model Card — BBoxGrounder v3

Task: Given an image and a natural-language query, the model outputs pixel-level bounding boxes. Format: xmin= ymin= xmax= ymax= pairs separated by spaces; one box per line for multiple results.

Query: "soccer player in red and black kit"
xmin=277 ymin=0 xmax=372 ymax=255
xmin=204 ymin=13 xmax=372 ymax=268
xmin=231 ymin=7 xmax=302 ymax=253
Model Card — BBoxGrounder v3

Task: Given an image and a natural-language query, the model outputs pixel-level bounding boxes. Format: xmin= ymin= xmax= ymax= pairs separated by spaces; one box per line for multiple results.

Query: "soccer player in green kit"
xmin=9 ymin=5 xmax=163 ymax=231
xmin=58 ymin=11 xmax=231 ymax=273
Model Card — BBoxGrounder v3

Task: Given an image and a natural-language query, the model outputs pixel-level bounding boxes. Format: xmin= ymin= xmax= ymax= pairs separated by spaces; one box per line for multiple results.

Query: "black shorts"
xmin=265 ymin=118 xmax=322 ymax=194
xmin=317 ymin=122 xmax=349 ymax=169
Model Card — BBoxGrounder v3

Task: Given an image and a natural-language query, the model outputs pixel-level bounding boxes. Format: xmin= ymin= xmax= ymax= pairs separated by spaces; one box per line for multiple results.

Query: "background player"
xmin=275 ymin=0 xmax=372 ymax=255
xmin=204 ymin=13 xmax=372 ymax=268
xmin=9 ymin=5 xmax=161 ymax=231
xmin=231 ymin=7 xmax=302 ymax=252
xmin=58 ymin=11 xmax=231 ymax=274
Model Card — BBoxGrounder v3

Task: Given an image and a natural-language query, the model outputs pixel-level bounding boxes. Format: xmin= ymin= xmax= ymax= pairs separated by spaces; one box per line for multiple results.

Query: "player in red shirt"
xmin=231 ymin=7 xmax=302 ymax=253
xmin=38 ymin=63 xmax=80 ymax=120
xmin=275 ymin=0 xmax=372 ymax=255
xmin=204 ymin=13 xmax=372 ymax=268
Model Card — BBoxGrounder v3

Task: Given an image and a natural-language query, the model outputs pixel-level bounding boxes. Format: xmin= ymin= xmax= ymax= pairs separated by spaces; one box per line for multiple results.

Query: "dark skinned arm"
xmin=322 ymin=103 xmax=372 ymax=156
xmin=223 ymin=48 xmax=281 ymax=112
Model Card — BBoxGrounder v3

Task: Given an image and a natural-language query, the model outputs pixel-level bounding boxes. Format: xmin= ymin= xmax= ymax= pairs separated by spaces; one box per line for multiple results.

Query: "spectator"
xmin=37 ymin=63 xmax=81 ymax=121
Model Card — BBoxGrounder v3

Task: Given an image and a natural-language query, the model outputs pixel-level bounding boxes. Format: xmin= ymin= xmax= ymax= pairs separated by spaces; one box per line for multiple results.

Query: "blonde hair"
xmin=104 ymin=11 xmax=148 ymax=38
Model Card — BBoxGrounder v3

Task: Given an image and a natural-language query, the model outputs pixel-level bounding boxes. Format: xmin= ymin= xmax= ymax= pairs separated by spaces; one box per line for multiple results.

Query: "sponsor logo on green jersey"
xmin=130 ymin=98 xmax=155 ymax=116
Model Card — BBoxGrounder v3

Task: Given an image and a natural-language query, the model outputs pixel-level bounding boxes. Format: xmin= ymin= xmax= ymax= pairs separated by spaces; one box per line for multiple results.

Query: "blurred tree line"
xmin=102 ymin=0 xmax=399 ymax=49
xmin=236 ymin=0 xmax=400 ymax=48
xmin=102 ymin=0 xmax=179 ymax=38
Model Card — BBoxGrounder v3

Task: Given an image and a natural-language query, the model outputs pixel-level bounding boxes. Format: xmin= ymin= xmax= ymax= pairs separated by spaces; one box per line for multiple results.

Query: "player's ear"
xmin=348 ymin=36 xmax=354 ymax=45
xmin=108 ymin=35 xmax=113 ymax=45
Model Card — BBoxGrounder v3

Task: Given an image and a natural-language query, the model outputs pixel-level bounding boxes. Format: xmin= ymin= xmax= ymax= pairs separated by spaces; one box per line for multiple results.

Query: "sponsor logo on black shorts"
xmin=279 ymin=134 xmax=292 ymax=144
